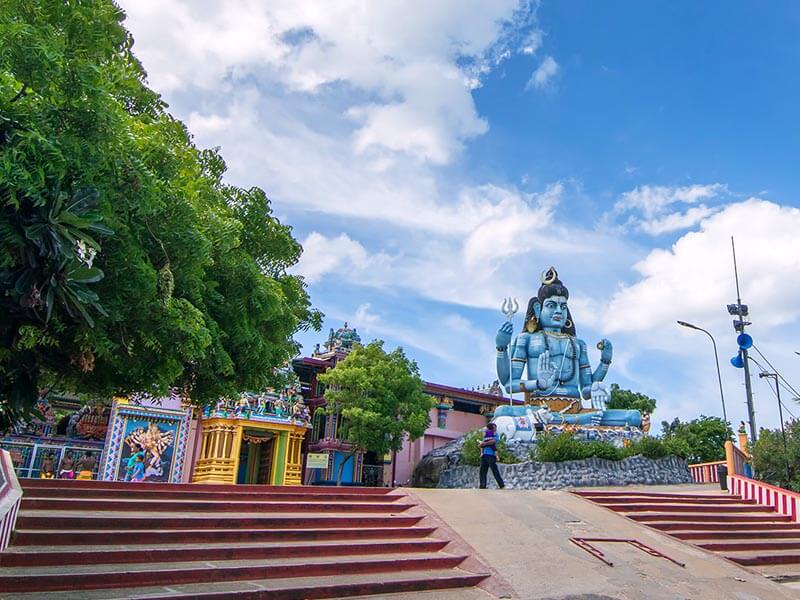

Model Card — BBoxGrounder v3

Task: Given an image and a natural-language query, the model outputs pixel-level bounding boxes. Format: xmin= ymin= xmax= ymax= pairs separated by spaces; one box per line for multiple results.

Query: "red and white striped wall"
xmin=688 ymin=460 xmax=724 ymax=484
xmin=729 ymin=474 xmax=800 ymax=522
xmin=0 ymin=449 xmax=23 ymax=551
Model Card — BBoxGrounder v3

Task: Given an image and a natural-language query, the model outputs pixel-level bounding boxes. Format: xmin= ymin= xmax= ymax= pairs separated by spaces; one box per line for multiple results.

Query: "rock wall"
xmin=436 ymin=455 xmax=692 ymax=489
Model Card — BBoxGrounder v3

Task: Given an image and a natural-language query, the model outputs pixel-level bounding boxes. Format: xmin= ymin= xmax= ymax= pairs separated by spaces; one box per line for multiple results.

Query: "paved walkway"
xmin=403 ymin=486 xmax=799 ymax=600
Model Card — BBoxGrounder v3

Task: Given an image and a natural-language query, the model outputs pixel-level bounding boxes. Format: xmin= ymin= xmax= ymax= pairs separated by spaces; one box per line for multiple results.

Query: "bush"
xmin=533 ymin=432 xmax=682 ymax=463
xmin=533 ymin=433 xmax=622 ymax=462
xmin=623 ymin=436 xmax=672 ymax=459
xmin=460 ymin=428 xmax=520 ymax=466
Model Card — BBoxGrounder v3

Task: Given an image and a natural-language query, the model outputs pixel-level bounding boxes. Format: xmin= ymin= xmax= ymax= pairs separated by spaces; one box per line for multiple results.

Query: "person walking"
xmin=479 ymin=422 xmax=505 ymax=489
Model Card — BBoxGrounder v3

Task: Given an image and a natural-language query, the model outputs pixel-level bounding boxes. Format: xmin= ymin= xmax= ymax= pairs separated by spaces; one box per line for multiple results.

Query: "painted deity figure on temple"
xmin=496 ymin=267 xmax=612 ymax=408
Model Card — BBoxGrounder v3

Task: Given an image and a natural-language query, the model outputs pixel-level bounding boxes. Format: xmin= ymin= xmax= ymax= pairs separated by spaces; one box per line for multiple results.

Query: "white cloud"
xmin=615 ymin=183 xmax=727 ymax=235
xmin=121 ymin=0 xmax=539 ymax=166
xmin=637 ymin=204 xmax=718 ymax=235
xmin=293 ymin=233 xmax=373 ymax=283
xmin=604 ymin=199 xmax=800 ymax=337
xmin=527 ymin=55 xmax=559 ymax=90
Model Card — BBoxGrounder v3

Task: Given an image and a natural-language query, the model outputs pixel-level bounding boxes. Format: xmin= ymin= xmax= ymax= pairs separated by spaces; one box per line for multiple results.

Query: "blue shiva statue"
xmin=493 ymin=267 xmax=641 ymax=434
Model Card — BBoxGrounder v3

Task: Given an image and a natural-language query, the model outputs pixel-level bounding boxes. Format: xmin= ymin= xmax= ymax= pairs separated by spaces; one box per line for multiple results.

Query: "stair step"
xmin=699 ymin=540 xmax=800 ymax=552
xmin=630 ymin=513 xmax=791 ymax=523
xmin=19 ymin=480 xmax=393 ymax=494
xmin=12 ymin=525 xmax=437 ymax=546
xmin=578 ymin=495 xmax=752 ymax=505
xmin=572 ymin=491 xmax=737 ymax=501
xmin=603 ymin=503 xmax=772 ymax=513
xmin=725 ymin=552 xmax=800 ymax=566
xmin=0 ymin=539 xmax=449 ymax=567
xmin=16 ymin=514 xmax=422 ymax=531
xmin=0 ymin=554 xmax=468 ymax=593
xmin=21 ymin=487 xmax=404 ymax=502
xmin=0 ymin=569 xmax=488 ymax=600
xmin=672 ymin=529 xmax=800 ymax=540
xmin=650 ymin=521 xmax=800 ymax=532
xmin=20 ymin=497 xmax=414 ymax=513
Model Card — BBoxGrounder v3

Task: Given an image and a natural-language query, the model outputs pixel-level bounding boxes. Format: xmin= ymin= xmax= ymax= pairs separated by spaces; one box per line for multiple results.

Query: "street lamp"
xmin=677 ymin=320 xmax=728 ymax=424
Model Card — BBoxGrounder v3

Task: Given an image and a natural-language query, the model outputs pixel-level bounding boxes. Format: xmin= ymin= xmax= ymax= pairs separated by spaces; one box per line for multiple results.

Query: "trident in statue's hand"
xmin=501 ymin=297 xmax=519 ymax=321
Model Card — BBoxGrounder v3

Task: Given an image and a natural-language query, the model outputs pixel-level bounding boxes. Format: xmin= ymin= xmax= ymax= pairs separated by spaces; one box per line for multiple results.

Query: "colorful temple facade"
xmin=1 ymin=322 xmax=506 ymax=487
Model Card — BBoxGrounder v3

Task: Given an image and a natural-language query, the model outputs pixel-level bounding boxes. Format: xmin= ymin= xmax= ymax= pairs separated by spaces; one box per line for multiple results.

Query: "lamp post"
xmin=677 ymin=320 xmax=728 ymax=424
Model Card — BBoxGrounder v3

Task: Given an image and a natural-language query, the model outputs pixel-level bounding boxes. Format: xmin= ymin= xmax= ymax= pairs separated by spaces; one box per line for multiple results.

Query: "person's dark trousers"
xmin=479 ymin=454 xmax=505 ymax=489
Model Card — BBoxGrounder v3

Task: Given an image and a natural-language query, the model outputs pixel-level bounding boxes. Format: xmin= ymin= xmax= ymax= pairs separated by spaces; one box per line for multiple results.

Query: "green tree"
xmin=751 ymin=421 xmax=800 ymax=491
xmin=606 ymin=383 xmax=657 ymax=415
xmin=660 ymin=416 xmax=733 ymax=464
xmin=317 ymin=340 xmax=435 ymax=485
xmin=0 ymin=0 xmax=320 ymax=428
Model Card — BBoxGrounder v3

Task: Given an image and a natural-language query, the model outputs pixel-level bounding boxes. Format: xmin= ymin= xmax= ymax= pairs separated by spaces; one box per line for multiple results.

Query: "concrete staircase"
xmin=0 ymin=479 xmax=488 ymax=598
xmin=575 ymin=489 xmax=800 ymax=574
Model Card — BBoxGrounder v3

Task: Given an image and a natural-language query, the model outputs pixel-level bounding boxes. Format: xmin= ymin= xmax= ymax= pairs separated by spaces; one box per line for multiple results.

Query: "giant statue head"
xmin=523 ymin=266 xmax=576 ymax=336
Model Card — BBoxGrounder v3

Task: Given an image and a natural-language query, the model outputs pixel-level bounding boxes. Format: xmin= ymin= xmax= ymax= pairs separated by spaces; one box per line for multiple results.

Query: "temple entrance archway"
xmin=236 ymin=431 xmax=276 ymax=484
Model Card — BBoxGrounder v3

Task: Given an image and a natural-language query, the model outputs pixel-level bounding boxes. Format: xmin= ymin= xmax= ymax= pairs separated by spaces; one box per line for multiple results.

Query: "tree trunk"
xmin=336 ymin=451 xmax=356 ymax=486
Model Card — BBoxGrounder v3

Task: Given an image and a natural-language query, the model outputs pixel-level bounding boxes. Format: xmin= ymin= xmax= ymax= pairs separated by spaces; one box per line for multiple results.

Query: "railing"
xmin=729 ymin=474 xmax=800 ymax=522
xmin=688 ymin=460 xmax=724 ymax=484
xmin=724 ymin=440 xmax=752 ymax=478
xmin=0 ymin=449 xmax=23 ymax=551
xmin=0 ymin=439 xmax=104 ymax=479
xmin=361 ymin=465 xmax=384 ymax=487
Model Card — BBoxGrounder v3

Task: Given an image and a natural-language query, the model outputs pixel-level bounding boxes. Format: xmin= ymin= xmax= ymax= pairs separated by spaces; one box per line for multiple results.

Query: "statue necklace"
xmin=542 ymin=331 xmax=576 ymax=385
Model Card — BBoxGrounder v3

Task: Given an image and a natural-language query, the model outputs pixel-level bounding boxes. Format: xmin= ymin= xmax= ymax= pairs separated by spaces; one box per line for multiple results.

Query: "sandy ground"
xmin=404 ymin=486 xmax=799 ymax=600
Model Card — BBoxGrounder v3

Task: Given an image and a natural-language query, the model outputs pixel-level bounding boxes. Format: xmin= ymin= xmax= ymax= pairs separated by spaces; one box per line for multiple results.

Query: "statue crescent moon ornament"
xmin=541 ymin=266 xmax=558 ymax=285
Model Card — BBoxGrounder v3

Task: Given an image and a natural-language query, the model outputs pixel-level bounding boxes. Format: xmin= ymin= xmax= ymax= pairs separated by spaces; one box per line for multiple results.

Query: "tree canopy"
xmin=660 ymin=416 xmax=733 ymax=464
xmin=0 ymin=0 xmax=320 ymax=428
xmin=606 ymin=383 xmax=657 ymax=415
xmin=317 ymin=340 xmax=434 ymax=484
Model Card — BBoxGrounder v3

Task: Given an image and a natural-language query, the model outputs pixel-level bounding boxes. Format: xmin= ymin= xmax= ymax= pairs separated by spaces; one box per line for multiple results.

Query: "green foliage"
xmin=460 ymin=428 xmax=521 ymax=466
xmin=752 ymin=420 xmax=800 ymax=492
xmin=532 ymin=432 xmax=682 ymax=463
xmin=317 ymin=341 xmax=435 ymax=483
xmin=606 ymin=383 xmax=657 ymax=415
xmin=624 ymin=436 xmax=672 ymax=459
xmin=660 ymin=416 xmax=733 ymax=464
xmin=0 ymin=0 xmax=321 ymax=428
xmin=534 ymin=433 xmax=622 ymax=462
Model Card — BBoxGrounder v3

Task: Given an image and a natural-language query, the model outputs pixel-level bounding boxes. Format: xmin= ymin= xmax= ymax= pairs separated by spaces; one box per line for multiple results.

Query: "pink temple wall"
xmin=392 ymin=408 xmax=486 ymax=486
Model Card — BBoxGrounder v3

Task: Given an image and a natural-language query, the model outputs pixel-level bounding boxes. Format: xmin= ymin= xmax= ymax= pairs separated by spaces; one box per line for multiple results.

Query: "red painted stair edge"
xmin=141 ymin=572 xmax=490 ymax=600
xmin=0 ymin=539 xmax=450 ymax=567
xmin=1 ymin=555 xmax=469 ymax=593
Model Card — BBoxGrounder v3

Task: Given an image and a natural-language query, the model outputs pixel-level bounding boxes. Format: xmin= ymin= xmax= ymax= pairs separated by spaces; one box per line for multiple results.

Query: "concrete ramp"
xmin=406 ymin=486 xmax=798 ymax=600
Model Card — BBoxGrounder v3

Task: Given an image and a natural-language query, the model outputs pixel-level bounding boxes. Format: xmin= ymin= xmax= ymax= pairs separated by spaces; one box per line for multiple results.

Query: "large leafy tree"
xmin=0 ymin=0 xmax=320 ymax=428
xmin=317 ymin=340 xmax=435 ymax=485
xmin=606 ymin=383 xmax=657 ymax=415
xmin=751 ymin=421 xmax=800 ymax=491
xmin=660 ymin=416 xmax=733 ymax=464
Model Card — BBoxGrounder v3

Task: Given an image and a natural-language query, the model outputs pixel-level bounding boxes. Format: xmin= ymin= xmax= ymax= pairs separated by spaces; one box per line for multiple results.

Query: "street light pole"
xmin=677 ymin=321 xmax=728 ymax=424
xmin=759 ymin=372 xmax=790 ymax=482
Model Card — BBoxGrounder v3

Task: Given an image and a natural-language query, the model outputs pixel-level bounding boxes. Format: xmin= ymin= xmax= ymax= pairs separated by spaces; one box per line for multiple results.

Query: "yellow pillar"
xmin=192 ymin=419 xmax=242 ymax=484
xmin=284 ymin=427 xmax=305 ymax=486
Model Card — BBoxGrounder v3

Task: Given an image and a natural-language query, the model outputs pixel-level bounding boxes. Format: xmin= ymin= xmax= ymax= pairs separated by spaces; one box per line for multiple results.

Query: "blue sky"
xmin=119 ymin=1 xmax=800 ymax=433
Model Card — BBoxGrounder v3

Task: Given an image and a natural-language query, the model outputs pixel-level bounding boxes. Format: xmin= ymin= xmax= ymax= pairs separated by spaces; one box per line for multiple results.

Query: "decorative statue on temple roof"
xmin=323 ymin=322 xmax=362 ymax=353
xmin=493 ymin=267 xmax=642 ymax=438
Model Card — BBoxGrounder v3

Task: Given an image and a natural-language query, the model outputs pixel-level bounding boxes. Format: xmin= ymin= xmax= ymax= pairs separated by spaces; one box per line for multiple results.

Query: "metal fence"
xmin=361 ymin=464 xmax=384 ymax=487
xmin=0 ymin=440 xmax=103 ymax=480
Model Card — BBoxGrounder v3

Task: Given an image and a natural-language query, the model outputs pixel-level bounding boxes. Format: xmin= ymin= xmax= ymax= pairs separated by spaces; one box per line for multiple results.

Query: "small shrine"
xmin=191 ymin=376 xmax=311 ymax=486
